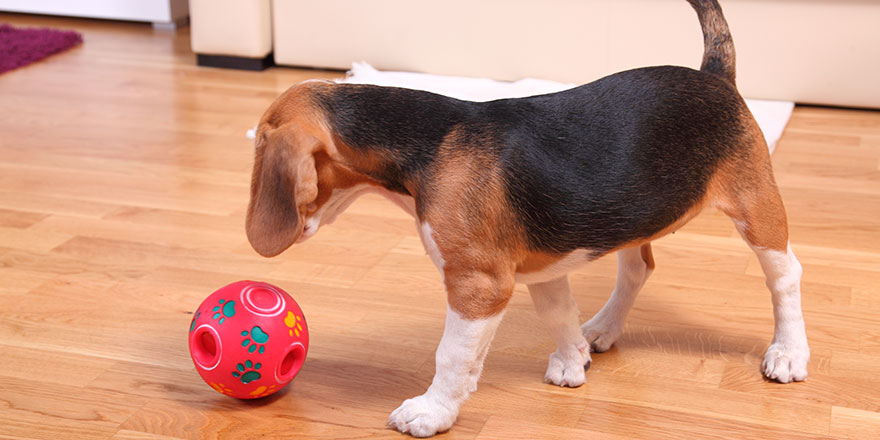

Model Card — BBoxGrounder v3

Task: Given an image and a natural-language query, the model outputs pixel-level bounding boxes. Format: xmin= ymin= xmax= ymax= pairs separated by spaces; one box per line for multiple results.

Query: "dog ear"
xmin=246 ymin=128 xmax=319 ymax=257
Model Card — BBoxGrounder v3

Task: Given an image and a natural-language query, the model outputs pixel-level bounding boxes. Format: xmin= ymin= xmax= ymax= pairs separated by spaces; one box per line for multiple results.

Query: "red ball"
xmin=188 ymin=281 xmax=309 ymax=399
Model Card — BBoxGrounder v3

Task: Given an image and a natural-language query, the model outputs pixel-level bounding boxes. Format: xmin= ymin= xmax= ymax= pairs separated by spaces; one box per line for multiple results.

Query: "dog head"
xmin=246 ymin=82 xmax=373 ymax=257
xmin=246 ymin=123 xmax=319 ymax=257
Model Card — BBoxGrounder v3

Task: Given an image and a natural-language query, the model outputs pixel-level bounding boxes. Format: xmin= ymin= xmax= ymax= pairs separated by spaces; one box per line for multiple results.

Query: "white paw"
xmin=544 ymin=348 xmax=590 ymax=387
xmin=388 ymin=394 xmax=457 ymax=438
xmin=762 ymin=342 xmax=810 ymax=383
xmin=581 ymin=318 xmax=622 ymax=353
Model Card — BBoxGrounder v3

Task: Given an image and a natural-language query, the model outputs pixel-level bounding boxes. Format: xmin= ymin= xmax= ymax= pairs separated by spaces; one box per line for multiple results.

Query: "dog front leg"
xmin=388 ymin=303 xmax=506 ymax=437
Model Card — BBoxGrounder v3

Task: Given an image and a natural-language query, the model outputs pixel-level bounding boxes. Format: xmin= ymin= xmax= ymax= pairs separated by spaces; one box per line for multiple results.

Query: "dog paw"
xmin=544 ymin=349 xmax=590 ymax=387
xmin=388 ymin=394 xmax=457 ymax=438
xmin=762 ymin=342 xmax=810 ymax=383
xmin=581 ymin=319 xmax=622 ymax=353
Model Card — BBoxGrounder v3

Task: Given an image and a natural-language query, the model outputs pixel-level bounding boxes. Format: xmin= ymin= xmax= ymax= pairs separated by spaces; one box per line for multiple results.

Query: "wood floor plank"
xmin=1 ymin=345 xmax=117 ymax=388
xmin=0 ymin=190 xmax=121 ymax=219
xmin=0 ymin=225 xmax=72 ymax=253
xmin=720 ymin=363 xmax=880 ymax=413
xmin=576 ymin=400 xmax=835 ymax=440
xmin=830 ymin=406 xmax=880 ymax=440
xmin=0 ymin=208 xmax=48 ymax=228
xmin=112 ymin=430 xmax=185 ymax=440
xmin=476 ymin=416 xmax=630 ymax=440
xmin=0 ymin=376 xmax=146 ymax=440
xmin=117 ymin=397 xmax=485 ymax=440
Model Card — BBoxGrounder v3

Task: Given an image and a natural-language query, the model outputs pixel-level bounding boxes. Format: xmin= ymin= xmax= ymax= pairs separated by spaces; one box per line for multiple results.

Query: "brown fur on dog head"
xmin=246 ymin=81 xmax=378 ymax=257
xmin=246 ymin=126 xmax=320 ymax=257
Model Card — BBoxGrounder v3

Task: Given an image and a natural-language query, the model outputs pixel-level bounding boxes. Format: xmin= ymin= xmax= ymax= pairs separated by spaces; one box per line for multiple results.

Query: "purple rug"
xmin=0 ymin=23 xmax=83 ymax=74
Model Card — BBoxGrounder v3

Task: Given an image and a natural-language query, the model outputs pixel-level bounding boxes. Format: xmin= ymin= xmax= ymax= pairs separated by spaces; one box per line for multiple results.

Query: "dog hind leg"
xmin=750 ymin=241 xmax=809 ymax=382
xmin=717 ymin=166 xmax=810 ymax=383
xmin=528 ymin=275 xmax=591 ymax=387
xmin=581 ymin=244 xmax=654 ymax=353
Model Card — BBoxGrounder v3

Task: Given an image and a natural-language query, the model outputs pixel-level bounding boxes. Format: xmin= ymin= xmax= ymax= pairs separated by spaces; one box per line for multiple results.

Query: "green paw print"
xmin=212 ymin=299 xmax=236 ymax=324
xmin=189 ymin=309 xmax=201 ymax=332
xmin=232 ymin=360 xmax=261 ymax=384
xmin=241 ymin=326 xmax=269 ymax=354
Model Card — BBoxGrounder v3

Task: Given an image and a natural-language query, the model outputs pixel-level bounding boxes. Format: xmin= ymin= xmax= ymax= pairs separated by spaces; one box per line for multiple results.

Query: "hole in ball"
xmin=192 ymin=327 xmax=220 ymax=368
xmin=278 ymin=343 xmax=306 ymax=381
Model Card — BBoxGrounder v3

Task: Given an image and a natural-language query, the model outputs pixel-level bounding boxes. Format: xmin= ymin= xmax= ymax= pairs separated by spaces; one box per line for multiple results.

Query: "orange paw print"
xmin=249 ymin=384 xmax=277 ymax=398
xmin=284 ymin=311 xmax=304 ymax=338
xmin=209 ymin=382 xmax=233 ymax=395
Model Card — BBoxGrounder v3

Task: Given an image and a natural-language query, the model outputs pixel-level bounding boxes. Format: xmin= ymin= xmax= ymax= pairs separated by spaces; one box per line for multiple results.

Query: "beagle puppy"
xmin=246 ymin=0 xmax=809 ymax=436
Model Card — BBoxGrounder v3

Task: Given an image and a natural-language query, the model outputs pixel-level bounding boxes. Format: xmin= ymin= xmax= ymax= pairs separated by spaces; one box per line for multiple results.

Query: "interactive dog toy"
xmin=188 ymin=280 xmax=309 ymax=399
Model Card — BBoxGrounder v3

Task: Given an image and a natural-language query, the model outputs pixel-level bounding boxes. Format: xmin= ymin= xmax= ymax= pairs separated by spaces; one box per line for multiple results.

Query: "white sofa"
xmin=190 ymin=0 xmax=880 ymax=108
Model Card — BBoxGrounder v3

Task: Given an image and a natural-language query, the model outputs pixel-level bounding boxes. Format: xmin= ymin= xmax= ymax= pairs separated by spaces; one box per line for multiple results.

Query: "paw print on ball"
xmin=285 ymin=311 xmax=305 ymax=338
xmin=241 ymin=326 xmax=269 ymax=354
xmin=232 ymin=360 xmax=261 ymax=384
xmin=209 ymin=382 xmax=233 ymax=395
xmin=249 ymin=384 xmax=278 ymax=398
xmin=212 ymin=299 xmax=236 ymax=324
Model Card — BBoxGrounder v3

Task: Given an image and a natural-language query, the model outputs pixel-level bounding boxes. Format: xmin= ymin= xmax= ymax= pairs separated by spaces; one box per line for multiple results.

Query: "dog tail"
xmin=686 ymin=0 xmax=736 ymax=83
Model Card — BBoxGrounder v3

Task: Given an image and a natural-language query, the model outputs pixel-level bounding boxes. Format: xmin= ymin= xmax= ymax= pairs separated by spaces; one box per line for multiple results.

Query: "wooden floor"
xmin=1 ymin=13 xmax=879 ymax=440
